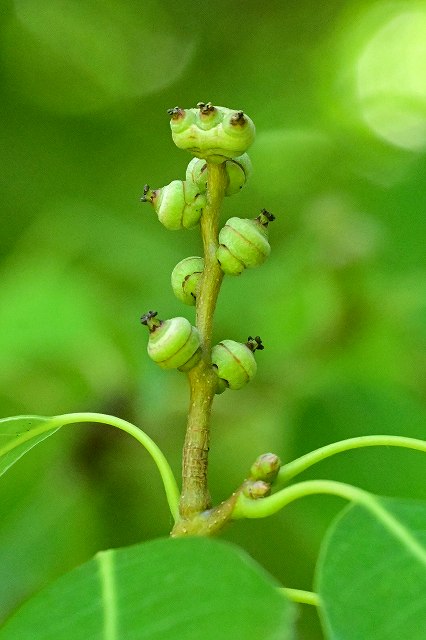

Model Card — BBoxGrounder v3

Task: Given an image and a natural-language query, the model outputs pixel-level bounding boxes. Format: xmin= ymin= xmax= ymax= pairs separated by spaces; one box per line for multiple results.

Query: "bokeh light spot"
xmin=356 ymin=5 xmax=426 ymax=150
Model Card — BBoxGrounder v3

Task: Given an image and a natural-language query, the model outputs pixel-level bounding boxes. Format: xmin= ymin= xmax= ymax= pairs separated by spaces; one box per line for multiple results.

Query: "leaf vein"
xmin=97 ymin=550 xmax=118 ymax=640
xmin=367 ymin=497 xmax=426 ymax=567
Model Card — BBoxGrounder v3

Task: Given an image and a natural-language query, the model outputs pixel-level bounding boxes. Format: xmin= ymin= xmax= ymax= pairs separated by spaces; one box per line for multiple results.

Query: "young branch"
xmin=177 ymin=162 xmax=227 ymax=521
xmin=233 ymin=478 xmax=426 ymax=566
xmin=277 ymin=435 xmax=426 ymax=484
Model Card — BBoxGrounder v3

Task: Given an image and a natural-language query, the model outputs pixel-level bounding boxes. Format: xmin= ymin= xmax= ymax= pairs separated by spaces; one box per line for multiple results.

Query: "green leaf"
xmin=0 ymin=537 xmax=295 ymax=639
xmin=316 ymin=497 xmax=426 ymax=640
xmin=0 ymin=416 xmax=59 ymax=477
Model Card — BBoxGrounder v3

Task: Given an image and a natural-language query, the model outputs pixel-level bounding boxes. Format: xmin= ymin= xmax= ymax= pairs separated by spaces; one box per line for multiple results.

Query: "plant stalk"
xmin=177 ymin=162 xmax=227 ymax=521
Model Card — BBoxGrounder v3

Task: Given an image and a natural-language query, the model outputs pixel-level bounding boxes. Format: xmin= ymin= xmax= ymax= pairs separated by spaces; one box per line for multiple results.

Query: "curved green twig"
xmin=233 ymin=479 xmax=366 ymax=520
xmin=233 ymin=479 xmax=426 ymax=567
xmin=2 ymin=412 xmax=180 ymax=522
xmin=278 ymin=435 xmax=426 ymax=485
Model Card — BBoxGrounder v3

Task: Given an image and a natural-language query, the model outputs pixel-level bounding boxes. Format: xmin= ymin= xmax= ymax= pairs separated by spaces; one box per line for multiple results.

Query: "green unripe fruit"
xmin=169 ymin=103 xmax=255 ymax=163
xmin=186 ymin=153 xmax=252 ymax=197
xmin=141 ymin=311 xmax=201 ymax=372
xmin=250 ymin=453 xmax=282 ymax=483
xmin=186 ymin=157 xmax=208 ymax=192
xmin=166 ymin=107 xmax=196 ymax=133
xmin=195 ymin=101 xmax=223 ymax=130
xmin=141 ymin=181 xmax=206 ymax=230
xmin=216 ymin=209 xmax=275 ymax=275
xmin=171 ymin=256 xmax=204 ymax=306
xmin=211 ymin=336 xmax=264 ymax=391
xmin=224 ymin=154 xmax=252 ymax=195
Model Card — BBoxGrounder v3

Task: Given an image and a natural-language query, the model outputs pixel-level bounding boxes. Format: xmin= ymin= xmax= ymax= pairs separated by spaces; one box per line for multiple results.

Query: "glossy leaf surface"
xmin=0 ymin=537 xmax=295 ymax=639
xmin=0 ymin=416 xmax=58 ymax=476
xmin=316 ymin=497 xmax=426 ymax=639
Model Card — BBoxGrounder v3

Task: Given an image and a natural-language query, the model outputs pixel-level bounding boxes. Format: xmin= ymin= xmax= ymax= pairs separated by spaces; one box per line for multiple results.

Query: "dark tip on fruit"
xmin=140 ymin=310 xmax=158 ymax=325
xmin=230 ymin=110 xmax=246 ymax=126
xmin=246 ymin=336 xmax=264 ymax=352
xmin=140 ymin=184 xmax=150 ymax=202
xmin=167 ymin=106 xmax=185 ymax=119
xmin=258 ymin=209 xmax=275 ymax=225
xmin=198 ymin=101 xmax=215 ymax=115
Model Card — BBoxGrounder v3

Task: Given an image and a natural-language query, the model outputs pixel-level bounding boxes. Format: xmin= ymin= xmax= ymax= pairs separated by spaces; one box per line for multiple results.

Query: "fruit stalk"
xmin=177 ymin=162 xmax=227 ymax=520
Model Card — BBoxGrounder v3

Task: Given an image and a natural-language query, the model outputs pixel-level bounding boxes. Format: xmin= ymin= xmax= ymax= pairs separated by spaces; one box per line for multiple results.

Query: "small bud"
xmin=216 ymin=210 xmax=275 ymax=275
xmin=141 ymin=312 xmax=201 ymax=372
xmin=242 ymin=479 xmax=271 ymax=499
xmin=250 ymin=453 xmax=282 ymax=483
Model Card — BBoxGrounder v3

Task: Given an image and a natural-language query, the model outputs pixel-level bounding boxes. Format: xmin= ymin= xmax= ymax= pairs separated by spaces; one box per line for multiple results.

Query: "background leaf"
xmin=0 ymin=537 xmax=295 ymax=640
xmin=316 ymin=497 xmax=426 ymax=639
xmin=0 ymin=416 xmax=58 ymax=476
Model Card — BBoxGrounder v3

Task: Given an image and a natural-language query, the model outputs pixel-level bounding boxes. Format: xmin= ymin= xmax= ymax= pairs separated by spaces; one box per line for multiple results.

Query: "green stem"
xmin=178 ymin=163 xmax=227 ymax=520
xmin=279 ymin=588 xmax=320 ymax=607
xmin=196 ymin=162 xmax=227 ymax=353
xmin=3 ymin=412 xmax=180 ymax=522
xmin=233 ymin=479 xmax=367 ymax=519
xmin=278 ymin=435 xmax=426 ymax=484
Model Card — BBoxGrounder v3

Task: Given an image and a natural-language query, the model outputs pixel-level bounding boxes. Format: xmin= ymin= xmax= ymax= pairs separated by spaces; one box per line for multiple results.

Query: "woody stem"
xmin=175 ymin=162 xmax=227 ymax=523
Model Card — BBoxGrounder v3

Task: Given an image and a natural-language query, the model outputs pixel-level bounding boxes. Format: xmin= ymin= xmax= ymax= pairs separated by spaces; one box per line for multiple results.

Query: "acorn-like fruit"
xmin=141 ymin=181 xmax=206 ymax=230
xmin=186 ymin=153 xmax=252 ymax=197
xmin=141 ymin=311 xmax=201 ymax=371
xmin=168 ymin=103 xmax=255 ymax=163
xmin=216 ymin=209 xmax=275 ymax=275
xmin=211 ymin=336 xmax=264 ymax=392
xmin=171 ymin=256 xmax=204 ymax=306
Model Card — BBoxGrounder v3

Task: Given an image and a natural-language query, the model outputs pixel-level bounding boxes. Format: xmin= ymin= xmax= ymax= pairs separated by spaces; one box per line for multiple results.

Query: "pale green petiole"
xmin=233 ymin=479 xmax=426 ymax=566
xmin=233 ymin=479 xmax=370 ymax=520
xmin=278 ymin=435 xmax=426 ymax=484
xmin=2 ymin=412 xmax=180 ymax=522
xmin=279 ymin=588 xmax=320 ymax=607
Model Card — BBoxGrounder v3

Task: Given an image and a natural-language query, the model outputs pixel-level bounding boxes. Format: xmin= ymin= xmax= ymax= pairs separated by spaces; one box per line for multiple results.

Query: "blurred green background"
xmin=1 ymin=0 xmax=425 ymax=637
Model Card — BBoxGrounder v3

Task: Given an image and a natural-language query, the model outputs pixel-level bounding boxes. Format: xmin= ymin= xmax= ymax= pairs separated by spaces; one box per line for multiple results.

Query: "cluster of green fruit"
xmin=140 ymin=103 xmax=274 ymax=394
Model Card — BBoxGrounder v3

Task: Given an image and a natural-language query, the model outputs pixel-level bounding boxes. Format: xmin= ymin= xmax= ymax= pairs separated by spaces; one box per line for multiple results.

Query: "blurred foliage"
xmin=0 ymin=0 xmax=425 ymax=637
